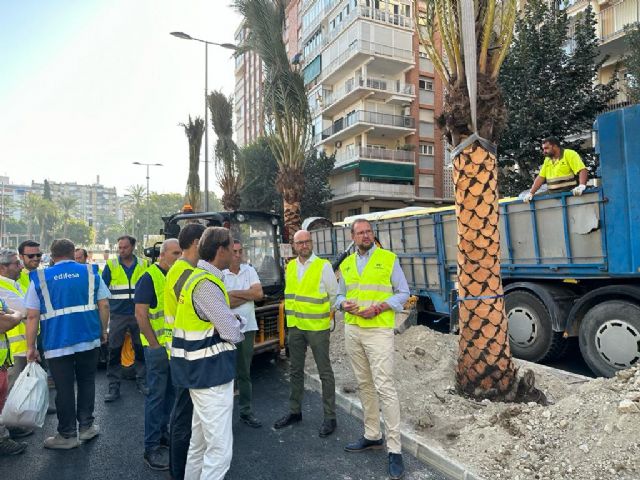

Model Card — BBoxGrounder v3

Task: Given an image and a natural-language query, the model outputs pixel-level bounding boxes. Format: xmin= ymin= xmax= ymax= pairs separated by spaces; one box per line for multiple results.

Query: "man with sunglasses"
xmin=17 ymin=241 xmax=42 ymax=291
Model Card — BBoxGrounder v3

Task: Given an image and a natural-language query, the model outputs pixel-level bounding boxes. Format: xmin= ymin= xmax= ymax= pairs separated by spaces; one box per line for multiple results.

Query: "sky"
xmin=0 ymin=0 xmax=241 ymax=197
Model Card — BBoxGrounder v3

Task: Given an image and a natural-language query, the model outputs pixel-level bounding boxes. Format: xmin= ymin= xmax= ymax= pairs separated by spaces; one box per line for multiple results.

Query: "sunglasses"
xmin=24 ymin=253 xmax=42 ymax=259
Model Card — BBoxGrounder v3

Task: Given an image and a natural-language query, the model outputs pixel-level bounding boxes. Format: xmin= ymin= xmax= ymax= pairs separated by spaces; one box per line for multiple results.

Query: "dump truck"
xmin=309 ymin=104 xmax=640 ymax=377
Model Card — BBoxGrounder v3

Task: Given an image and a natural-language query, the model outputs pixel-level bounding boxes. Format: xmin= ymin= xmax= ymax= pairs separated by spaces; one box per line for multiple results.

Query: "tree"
xmin=123 ymin=184 xmax=146 ymax=242
xmin=208 ymin=90 xmax=243 ymax=211
xmin=57 ymin=197 xmax=78 ymax=238
xmin=301 ymin=151 xmax=334 ymax=219
xmin=623 ymin=23 xmax=640 ymax=104
xmin=498 ymin=1 xmax=618 ymax=195
xmin=20 ymin=193 xmax=40 ymax=238
xmin=55 ymin=219 xmax=94 ymax=245
xmin=34 ymin=196 xmax=58 ymax=247
xmin=234 ymin=0 xmax=312 ymax=240
xmin=180 ymin=116 xmax=205 ymax=212
xmin=417 ymin=0 xmax=545 ymax=401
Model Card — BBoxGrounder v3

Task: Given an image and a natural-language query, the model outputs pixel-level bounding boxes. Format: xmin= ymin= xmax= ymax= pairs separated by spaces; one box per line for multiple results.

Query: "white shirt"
xmin=296 ymin=253 xmax=339 ymax=306
xmin=0 ymin=274 xmax=26 ymax=317
xmin=222 ymin=264 xmax=261 ymax=333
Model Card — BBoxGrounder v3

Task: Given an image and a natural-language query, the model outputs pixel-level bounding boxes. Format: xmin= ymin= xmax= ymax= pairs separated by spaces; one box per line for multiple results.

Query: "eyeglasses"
xmin=1 ymin=260 xmax=21 ymax=266
xmin=294 ymin=240 xmax=312 ymax=246
xmin=24 ymin=253 xmax=42 ymax=259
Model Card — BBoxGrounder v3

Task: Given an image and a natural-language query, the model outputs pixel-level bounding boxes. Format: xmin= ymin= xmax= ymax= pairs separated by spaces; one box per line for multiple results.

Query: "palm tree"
xmin=233 ymin=0 xmax=312 ymax=239
xmin=124 ymin=184 xmax=146 ymax=242
xmin=20 ymin=193 xmax=40 ymax=238
xmin=179 ymin=116 xmax=205 ymax=212
xmin=57 ymin=197 xmax=77 ymax=238
xmin=34 ymin=197 xmax=58 ymax=247
xmin=416 ymin=0 xmax=543 ymax=401
xmin=208 ymin=90 xmax=243 ymax=211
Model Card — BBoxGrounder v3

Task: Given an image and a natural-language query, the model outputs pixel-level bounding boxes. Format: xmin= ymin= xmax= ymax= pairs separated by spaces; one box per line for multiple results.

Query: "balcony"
xmin=322 ymin=76 xmax=415 ymax=116
xmin=334 ymin=146 xmax=415 ymax=169
xmin=324 ymin=6 xmax=414 ymax=46
xmin=301 ymin=0 xmax=339 ymax=42
xmin=599 ymin=0 xmax=638 ymax=42
xmin=320 ymin=39 xmax=414 ymax=85
xmin=331 ymin=181 xmax=415 ymax=202
xmin=318 ymin=110 xmax=415 ymax=146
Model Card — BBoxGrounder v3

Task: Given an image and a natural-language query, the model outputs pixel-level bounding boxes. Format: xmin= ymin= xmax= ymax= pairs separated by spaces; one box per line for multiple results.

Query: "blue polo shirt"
xmin=134 ymin=266 xmax=167 ymax=310
xmin=102 ymin=257 xmax=140 ymax=315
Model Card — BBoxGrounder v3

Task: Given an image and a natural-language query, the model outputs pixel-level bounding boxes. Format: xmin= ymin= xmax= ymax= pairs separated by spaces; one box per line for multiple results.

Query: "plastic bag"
xmin=1 ymin=362 xmax=49 ymax=429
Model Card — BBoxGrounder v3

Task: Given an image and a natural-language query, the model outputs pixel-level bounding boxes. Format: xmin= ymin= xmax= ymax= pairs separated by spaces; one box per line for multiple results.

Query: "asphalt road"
xmin=2 ymin=357 xmax=446 ymax=480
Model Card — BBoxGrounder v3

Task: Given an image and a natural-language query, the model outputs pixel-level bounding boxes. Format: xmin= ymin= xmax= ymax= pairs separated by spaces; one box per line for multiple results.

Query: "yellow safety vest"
xmin=0 ymin=278 xmax=27 ymax=356
xmin=0 ymin=298 xmax=11 ymax=367
xmin=139 ymin=264 xmax=169 ymax=354
xmin=107 ymin=256 xmax=149 ymax=301
xmin=18 ymin=269 xmax=30 ymax=291
xmin=284 ymin=257 xmax=331 ymax=331
xmin=164 ymin=259 xmax=194 ymax=338
xmin=340 ymin=248 xmax=396 ymax=329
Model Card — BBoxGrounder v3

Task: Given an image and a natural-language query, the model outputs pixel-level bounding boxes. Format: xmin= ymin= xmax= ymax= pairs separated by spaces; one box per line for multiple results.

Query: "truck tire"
xmin=579 ymin=300 xmax=640 ymax=377
xmin=505 ymin=291 xmax=567 ymax=362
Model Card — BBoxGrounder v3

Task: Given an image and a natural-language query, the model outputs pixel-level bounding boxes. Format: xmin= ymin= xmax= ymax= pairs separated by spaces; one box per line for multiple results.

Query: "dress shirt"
xmin=194 ymin=260 xmax=244 ymax=344
xmin=335 ymin=245 xmax=410 ymax=312
xmin=296 ymin=253 xmax=339 ymax=306
xmin=222 ymin=264 xmax=260 ymax=333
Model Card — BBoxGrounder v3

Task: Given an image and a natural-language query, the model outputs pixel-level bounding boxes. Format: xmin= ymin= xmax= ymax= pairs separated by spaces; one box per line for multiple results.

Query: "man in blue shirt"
xmin=25 ymin=239 xmax=110 ymax=450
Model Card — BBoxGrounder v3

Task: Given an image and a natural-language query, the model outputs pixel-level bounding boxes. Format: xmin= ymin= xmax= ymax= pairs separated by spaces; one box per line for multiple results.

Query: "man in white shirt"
xmin=222 ymin=239 xmax=264 ymax=428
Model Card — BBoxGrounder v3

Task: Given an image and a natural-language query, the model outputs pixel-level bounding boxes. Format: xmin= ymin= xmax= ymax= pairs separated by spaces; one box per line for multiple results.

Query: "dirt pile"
xmin=305 ymin=320 xmax=640 ymax=480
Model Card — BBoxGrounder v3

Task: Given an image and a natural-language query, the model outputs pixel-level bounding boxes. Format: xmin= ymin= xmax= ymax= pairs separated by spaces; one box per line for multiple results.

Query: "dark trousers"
xmin=236 ymin=330 xmax=255 ymax=416
xmin=169 ymin=387 xmax=193 ymax=480
xmin=107 ymin=314 xmax=145 ymax=386
xmin=288 ymin=327 xmax=336 ymax=420
xmin=47 ymin=348 xmax=99 ymax=438
xmin=143 ymin=346 xmax=174 ymax=452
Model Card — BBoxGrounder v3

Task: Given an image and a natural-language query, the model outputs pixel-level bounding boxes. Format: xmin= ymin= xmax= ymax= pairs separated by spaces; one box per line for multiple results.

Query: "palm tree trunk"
xmin=282 ymin=198 xmax=301 ymax=242
xmin=454 ymin=140 xmax=518 ymax=398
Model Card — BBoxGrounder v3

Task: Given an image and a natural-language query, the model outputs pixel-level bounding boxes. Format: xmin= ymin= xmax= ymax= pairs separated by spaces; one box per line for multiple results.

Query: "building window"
xmin=347 ymin=208 xmax=362 ymax=216
xmin=335 ymin=211 xmax=344 ymax=222
xmin=419 ymin=77 xmax=433 ymax=91
xmin=419 ymin=142 xmax=434 ymax=155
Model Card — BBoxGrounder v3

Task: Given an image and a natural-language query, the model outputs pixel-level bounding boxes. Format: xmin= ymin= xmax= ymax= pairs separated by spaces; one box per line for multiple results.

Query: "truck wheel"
xmin=579 ymin=300 xmax=640 ymax=377
xmin=505 ymin=291 xmax=566 ymax=362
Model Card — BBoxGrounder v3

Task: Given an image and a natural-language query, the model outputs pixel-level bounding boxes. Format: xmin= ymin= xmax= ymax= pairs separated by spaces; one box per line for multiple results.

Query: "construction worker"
xmin=171 ymin=227 xmax=244 ymax=480
xmin=274 ymin=229 xmax=338 ymax=437
xmin=0 ymin=298 xmax=29 ymax=456
xmin=102 ymin=235 xmax=149 ymax=402
xmin=17 ymin=240 xmax=41 ymax=291
xmin=165 ymin=223 xmax=205 ymax=480
xmin=25 ymin=239 xmax=110 ymax=450
xmin=338 ymin=218 xmax=410 ymax=480
xmin=523 ymin=137 xmax=588 ymax=202
xmin=223 ymin=239 xmax=264 ymax=428
xmin=135 ymin=238 xmax=181 ymax=471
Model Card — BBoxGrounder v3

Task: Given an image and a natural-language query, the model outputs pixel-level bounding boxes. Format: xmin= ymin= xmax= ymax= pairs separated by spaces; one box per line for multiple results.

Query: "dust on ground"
xmin=304 ymin=320 xmax=640 ymax=480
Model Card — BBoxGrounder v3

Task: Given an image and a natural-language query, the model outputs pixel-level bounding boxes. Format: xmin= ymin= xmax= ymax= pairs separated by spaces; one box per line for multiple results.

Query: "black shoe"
xmin=388 ymin=453 xmax=405 ymax=479
xmin=136 ymin=378 xmax=149 ymax=395
xmin=144 ymin=447 xmax=169 ymax=471
xmin=273 ymin=412 xmax=302 ymax=429
xmin=319 ymin=419 xmax=337 ymax=437
xmin=240 ymin=413 xmax=262 ymax=428
xmin=159 ymin=434 xmax=170 ymax=447
xmin=104 ymin=384 xmax=120 ymax=403
xmin=8 ymin=427 xmax=34 ymax=439
xmin=0 ymin=438 xmax=28 ymax=456
xmin=344 ymin=436 xmax=385 ymax=452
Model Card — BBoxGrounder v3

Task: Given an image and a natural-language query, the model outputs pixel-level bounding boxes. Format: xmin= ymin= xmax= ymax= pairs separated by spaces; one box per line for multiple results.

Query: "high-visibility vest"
xmin=139 ymin=264 xmax=169 ymax=354
xmin=18 ymin=269 xmax=30 ymax=291
xmin=31 ymin=262 xmax=102 ymax=359
xmin=0 ymin=278 xmax=27 ymax=356
xmin=0 ymin=298 xmax=11 ymax=367
xmin=164 ymin=258 xmax=194 ymax=340
xmin=170 ymin=268 xmax=236 ymax=389
xmin=284 ymin=257 xmax=331 ymax=331
xmin=107 ymin=256 xmax=149 ymax=306
xmin=339 ymin=248 xmax=396 ymax=329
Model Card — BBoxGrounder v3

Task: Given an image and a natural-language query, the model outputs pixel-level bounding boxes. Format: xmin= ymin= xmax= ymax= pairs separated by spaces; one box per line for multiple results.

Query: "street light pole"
xmin=132 ymin=162 xmax=163 ymax=242
xmin=170 ymin=31 xmax=238 ymax=212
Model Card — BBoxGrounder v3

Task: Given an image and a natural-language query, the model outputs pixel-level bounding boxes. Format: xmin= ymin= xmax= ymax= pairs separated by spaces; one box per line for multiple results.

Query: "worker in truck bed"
xmin=523 ymin=136 xmax=588 ymax=202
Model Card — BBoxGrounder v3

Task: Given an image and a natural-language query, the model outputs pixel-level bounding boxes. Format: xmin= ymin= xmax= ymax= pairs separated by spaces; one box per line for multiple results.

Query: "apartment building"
xmin=299 ymin=0 xmax=449 ymax=221
xmin=564 ymin=0 xmax=638 ymax=105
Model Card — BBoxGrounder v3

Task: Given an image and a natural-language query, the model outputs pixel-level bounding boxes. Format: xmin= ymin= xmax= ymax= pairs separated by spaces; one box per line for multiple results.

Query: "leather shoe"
xmin=240 ymin=413 xmax=262 ymax=428
xmin=318 ymin=419 xmax=336 ymax=437
xmin=344 ymin=436 xmax=385 ymax=452
xmin=273 ymin=412 xmax=302 ymax=429
xmin=104 ymin=384 xmax=120 ymax=403
xmin=388 ymin=453 xmax=405 ymax=479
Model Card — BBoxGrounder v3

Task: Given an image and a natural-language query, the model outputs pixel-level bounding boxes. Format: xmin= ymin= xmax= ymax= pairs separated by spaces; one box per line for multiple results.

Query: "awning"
xmin=359 ymin=161 xmax=415 ymax=181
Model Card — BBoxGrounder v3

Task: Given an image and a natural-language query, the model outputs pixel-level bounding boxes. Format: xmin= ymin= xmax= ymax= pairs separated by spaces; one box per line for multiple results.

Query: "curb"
xmin=303 ymin=371 xmax=485 ymax=480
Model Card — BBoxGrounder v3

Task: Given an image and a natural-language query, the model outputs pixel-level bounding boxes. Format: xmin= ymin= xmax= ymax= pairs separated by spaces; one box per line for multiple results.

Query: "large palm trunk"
xmin=453 ymin=141 xmax=518 ymax=398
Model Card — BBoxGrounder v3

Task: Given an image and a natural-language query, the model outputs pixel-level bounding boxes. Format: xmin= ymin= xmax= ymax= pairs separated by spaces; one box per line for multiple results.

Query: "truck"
xmin=308 ymin=104 xmax=640 ymax=377
xmin=152 ymin=209 xmax=286 ymax=355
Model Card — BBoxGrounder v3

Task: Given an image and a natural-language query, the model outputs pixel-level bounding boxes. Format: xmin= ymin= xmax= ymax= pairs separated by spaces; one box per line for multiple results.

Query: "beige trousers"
xmin=345 ymin=323 xmax=401 ymax=453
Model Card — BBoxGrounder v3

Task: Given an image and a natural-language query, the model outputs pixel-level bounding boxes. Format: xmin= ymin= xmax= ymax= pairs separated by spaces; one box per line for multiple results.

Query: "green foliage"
xmin=180 ymin=115 xmax=205 ymax=211
xmin=239 ymin=137 xmax=333 ymax=219
xmin=43 ymin=180 xmax=52 ymax=201
xmin=623 ymin=23 xmax=640 ymax=103
xmin=497 ymin=1 xmax=618 ymax=196
xmin=55 ymin=219 xmax=94 ymax=246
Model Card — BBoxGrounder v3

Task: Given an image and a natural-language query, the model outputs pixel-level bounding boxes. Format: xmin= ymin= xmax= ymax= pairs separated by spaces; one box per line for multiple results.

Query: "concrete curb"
xmin=303 ymin=371 xmax=486 ymax=480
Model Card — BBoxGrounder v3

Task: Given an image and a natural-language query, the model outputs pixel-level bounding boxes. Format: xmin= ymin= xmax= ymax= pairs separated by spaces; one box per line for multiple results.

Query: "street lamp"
xmin=170 ymin=31 xmax=238 ymax=212
xmin=132 ymin=161 xmax=163 ymax=240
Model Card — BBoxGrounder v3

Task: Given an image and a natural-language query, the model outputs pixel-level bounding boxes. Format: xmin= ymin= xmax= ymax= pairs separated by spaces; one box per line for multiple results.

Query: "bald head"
xmin=293 ymin=229 xmax=313 ymax=261
xmin=159 ymin=238 xmax=182 ymax=270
